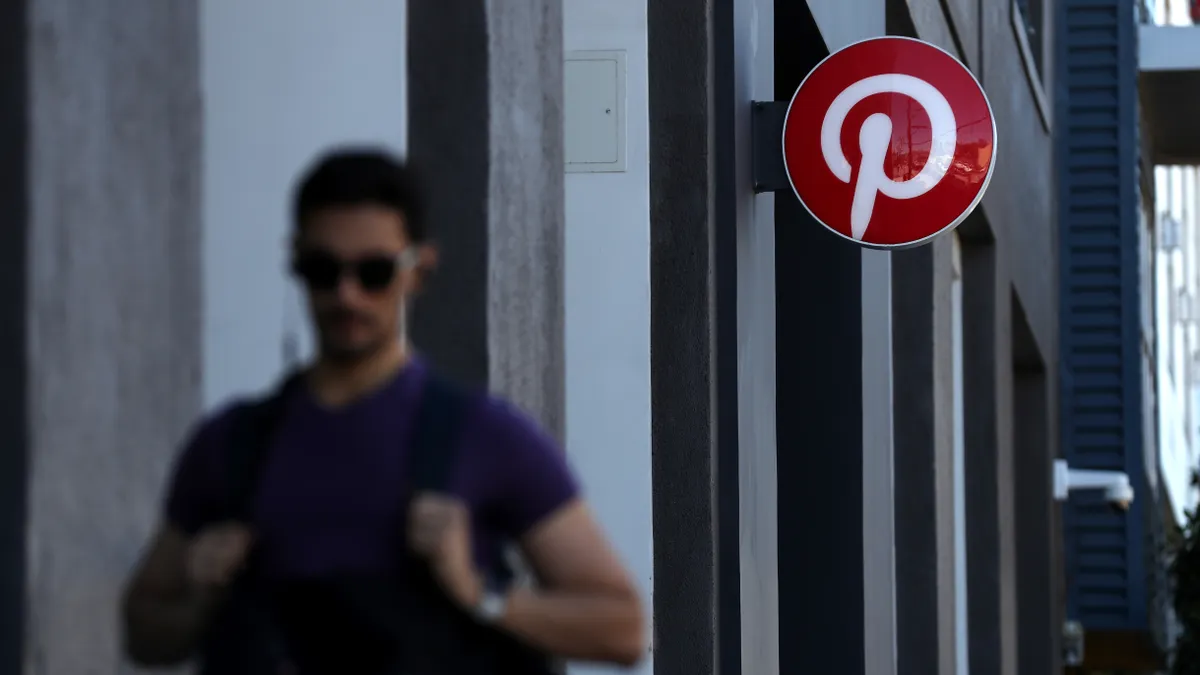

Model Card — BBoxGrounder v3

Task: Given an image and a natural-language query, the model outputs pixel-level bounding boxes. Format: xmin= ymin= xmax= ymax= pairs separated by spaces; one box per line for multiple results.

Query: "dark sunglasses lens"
xmin=294 ymin=254 xmax=341 ymax=291
xmin=355 ymin=258 xmax=399 ymax=291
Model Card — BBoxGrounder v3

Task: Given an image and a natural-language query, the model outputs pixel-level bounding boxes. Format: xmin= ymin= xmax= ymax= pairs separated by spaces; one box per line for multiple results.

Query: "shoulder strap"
xmin=409 ymin=374 xmax=470 ymax=493
xmin=225 ymin=372 xmax=305 ymax=521
xmin=407 ymin=374 xmax=519 ymax=584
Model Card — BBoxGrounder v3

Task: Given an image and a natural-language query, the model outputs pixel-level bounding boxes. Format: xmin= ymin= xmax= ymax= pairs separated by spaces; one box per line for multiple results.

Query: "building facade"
xmin=1055 ymin=0 xmax=1200 ymax=670
xmin=0 ymin=1 xmax=1064 ymax=675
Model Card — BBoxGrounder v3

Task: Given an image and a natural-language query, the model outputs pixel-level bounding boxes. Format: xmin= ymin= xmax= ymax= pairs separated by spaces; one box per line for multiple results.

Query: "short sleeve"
xmin=163 ymin=406 xmax=238 ymax=535
xmin=478 ymin=399 xmax=580 ymax=537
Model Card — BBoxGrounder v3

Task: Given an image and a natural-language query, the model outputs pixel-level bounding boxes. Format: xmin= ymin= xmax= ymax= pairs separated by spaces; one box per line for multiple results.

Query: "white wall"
xmin=1155 ymin=165 xmax=1200 ymax=523
xmin=732 ymin=0 xmax=779 ymax=672
xmin=201 ymin=0 xmax=407 ymax=408
xmin=562 ymin=2 xmax=654 ymax=674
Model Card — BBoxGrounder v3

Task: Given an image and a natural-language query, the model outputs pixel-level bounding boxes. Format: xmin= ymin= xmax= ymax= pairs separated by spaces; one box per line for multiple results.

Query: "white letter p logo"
xmin=820 ymin=74 xmax=957 ymax=240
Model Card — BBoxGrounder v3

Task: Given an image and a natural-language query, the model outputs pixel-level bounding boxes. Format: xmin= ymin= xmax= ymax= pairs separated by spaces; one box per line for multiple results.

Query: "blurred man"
xmin=121 ymin=148 xmax=645 ymax=673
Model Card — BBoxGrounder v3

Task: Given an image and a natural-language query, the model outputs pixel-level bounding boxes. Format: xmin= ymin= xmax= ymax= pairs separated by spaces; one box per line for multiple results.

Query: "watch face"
xmin=475 ymin=569 xmax=514 ymax=622
xmin=476 ymin=591 xmax=507 ymax=622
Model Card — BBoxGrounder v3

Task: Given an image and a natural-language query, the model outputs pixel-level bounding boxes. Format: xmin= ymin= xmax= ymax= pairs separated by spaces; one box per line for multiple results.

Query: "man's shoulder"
xmin=165 ymin=397 xmax=266 ymax=532
xmin=181 ymin=396 xmax=265 ymax=461
xmin=467 ymin=390 xmax=553 ymax=441
xmin=201 ymin=397 xmax=258 ymax=434
xmin=454 ymin=389 xmax=578 ymax=532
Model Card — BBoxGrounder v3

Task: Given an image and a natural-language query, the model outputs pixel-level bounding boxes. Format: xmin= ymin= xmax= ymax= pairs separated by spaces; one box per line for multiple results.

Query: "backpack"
xmin=197 ymin=371 xmax=558 ymax=675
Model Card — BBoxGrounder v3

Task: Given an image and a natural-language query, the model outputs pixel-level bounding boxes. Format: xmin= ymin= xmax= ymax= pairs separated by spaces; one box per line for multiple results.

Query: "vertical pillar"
xmin=1012 ymin=298 xmax=1059 ymax=675
xmin=647 ymin=0 xmax=725 ymax=671
xmin=408 ymin=1 xmax=491 ymax=389
xmin=892 ymin=238 xmax=957 ymax=675
xmin=0 ymin=0 xmax=28 ymax=670
xmin=1014 ymin=370 xmax=1057 ymax=675
xmin=21 ymin=1 xmax=204 ymax=672
xmin=962 ymin=232 xmax=1016 ymax=675
xmin=408 ymin=0 xmax=565 ymax=431
xmin=484 ymin=0 xmax=566 ymax=433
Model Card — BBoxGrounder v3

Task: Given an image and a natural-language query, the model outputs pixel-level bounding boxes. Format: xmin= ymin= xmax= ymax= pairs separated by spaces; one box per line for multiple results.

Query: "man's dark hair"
xmin=292 ymin=147 xmax=427 ymax=242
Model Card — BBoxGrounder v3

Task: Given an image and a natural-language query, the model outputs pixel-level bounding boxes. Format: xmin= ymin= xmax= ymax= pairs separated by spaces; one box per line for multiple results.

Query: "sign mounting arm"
xmin=751 ymin=101 xmax=791 ymax=193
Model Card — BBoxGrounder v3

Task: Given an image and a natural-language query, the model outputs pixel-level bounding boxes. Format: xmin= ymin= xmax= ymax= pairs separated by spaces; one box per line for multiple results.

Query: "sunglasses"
xmin=292 ymin=250 xmax=417 ymax=293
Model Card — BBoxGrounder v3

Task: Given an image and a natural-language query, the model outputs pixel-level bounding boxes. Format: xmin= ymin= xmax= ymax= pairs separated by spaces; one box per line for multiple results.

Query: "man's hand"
xmin=185 ymin=523 xmax=254 ymax=588
xmin=408 ymin=493 xmax=483 ymax=608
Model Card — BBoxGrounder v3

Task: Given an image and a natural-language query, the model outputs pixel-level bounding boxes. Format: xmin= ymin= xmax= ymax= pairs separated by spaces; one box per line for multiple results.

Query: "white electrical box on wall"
xmin=564 ymin=50 xmax=626 ymax=173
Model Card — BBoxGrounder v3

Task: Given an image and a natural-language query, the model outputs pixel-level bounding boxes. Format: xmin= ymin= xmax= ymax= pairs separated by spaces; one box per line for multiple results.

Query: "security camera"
xmin=1105 ymin=481 xmax=1134 ymax=512
xmin=1062 ymin=620 xmax=1084 ymax=666
xmin=1053 ymin=459 xmax=1134 ymax=510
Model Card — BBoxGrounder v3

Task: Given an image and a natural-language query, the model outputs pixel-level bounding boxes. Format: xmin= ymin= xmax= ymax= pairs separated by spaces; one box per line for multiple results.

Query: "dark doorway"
xmin=774 ymin=3 xmax=870 ymax=674
xmin=1013 ymin=292 xmax=1060 ymax=675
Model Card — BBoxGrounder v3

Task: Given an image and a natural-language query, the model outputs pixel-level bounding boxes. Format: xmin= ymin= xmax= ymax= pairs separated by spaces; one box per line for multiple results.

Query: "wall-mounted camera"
xmin=1062 ymin=619 xmax=1084 ymax=666
xmin=1052 ymin=459 xmax=1134 ymax=511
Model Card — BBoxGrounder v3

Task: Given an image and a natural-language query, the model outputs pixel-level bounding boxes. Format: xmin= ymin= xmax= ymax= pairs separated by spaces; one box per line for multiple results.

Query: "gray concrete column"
xmin=19 ymin=2 xmax=204 ymax=673
xmin=408 ymin=0 xmax=565 ymax=435
xmin=484 ymin=0 xmax=566 ymax=435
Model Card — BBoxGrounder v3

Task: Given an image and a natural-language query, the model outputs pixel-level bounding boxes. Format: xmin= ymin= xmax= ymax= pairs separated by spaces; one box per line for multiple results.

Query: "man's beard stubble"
xmin=315 ymin=307 xmax=386 ymax=365
xmin=314 ymin=298 xmax=408 ymax=366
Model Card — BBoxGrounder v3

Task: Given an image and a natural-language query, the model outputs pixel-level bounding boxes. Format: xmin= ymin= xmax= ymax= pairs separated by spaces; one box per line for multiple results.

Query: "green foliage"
xmin=1172 ymin=473 xmax=1200 ymax=675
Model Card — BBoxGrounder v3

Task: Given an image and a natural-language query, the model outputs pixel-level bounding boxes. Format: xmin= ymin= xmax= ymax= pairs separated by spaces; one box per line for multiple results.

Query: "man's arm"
xmin=123 ymin=405 xmax=244 ymax=665
xmin=120 ymin=525 xmax=225 ymax=666
xmin=415 ymin=399 xmax=646 ymax=665
xmin=494 ymin=500 xmax=646 ymax=666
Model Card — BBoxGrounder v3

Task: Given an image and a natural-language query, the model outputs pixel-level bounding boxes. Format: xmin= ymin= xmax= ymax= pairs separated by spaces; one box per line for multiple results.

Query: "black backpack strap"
xmin=203 ymin=372 xmax=305 ymax=674
xmin=225 ymin=371 xmax=306 ymax=521
xmin=408 ymin=374 xmax=520 ymax=587
xmin=409 ymin=374 xmax=471 ymax=493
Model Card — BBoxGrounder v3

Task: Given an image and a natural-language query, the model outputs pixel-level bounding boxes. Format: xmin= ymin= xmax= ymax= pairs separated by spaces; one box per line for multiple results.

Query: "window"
xmin=1015 ymin=0 xmax=1045 ymax=76
xmin=1012 ymin=0 xmax=1051 ymax=129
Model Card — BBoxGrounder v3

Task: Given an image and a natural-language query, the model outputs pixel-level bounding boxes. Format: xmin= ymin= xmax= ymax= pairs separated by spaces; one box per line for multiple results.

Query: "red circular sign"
xmin=782 ymin=36 xmax=996 ymax=248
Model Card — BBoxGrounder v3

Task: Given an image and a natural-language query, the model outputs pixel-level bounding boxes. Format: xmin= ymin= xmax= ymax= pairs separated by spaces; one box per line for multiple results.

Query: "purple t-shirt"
xmin=164 ymin=358 xmax=579 ymax=581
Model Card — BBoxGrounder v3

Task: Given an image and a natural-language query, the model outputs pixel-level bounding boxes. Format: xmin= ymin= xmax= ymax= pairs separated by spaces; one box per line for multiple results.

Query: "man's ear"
xmin=417 ymin=243 xmax=438 ymax=271
xmin=409 ymin=244 xmax=439 ymax=294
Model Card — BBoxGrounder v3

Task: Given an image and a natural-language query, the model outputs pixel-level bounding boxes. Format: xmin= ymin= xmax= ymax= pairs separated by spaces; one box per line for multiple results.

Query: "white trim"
xmin=862 ymin=248 xmax=898 ymax=675
xmin=735 ymin=0 xmax=779 ymax=671
xmin=951 ymin=232 xmax=970 ymax=675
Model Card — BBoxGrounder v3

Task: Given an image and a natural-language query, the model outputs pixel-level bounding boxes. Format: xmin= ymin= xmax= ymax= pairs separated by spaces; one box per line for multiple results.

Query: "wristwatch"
xmin=471 ymin=576 xmax=510 ymax=624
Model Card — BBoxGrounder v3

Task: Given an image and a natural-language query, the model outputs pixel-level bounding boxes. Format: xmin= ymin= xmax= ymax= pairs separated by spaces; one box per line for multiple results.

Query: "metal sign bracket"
xmin=751 ymin=101 xmax=790 ymax=194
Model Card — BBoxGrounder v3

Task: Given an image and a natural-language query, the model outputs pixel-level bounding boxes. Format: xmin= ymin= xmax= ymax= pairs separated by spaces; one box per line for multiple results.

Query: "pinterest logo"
xmin=782 ymin=37 xmax=996 ymax=248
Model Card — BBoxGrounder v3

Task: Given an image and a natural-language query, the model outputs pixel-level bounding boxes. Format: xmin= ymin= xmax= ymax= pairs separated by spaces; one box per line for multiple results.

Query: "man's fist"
xmin=185 ymin=523 xmax=253 ymax=588
xmin=409 ymin=493 xmax=482 ymax=608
